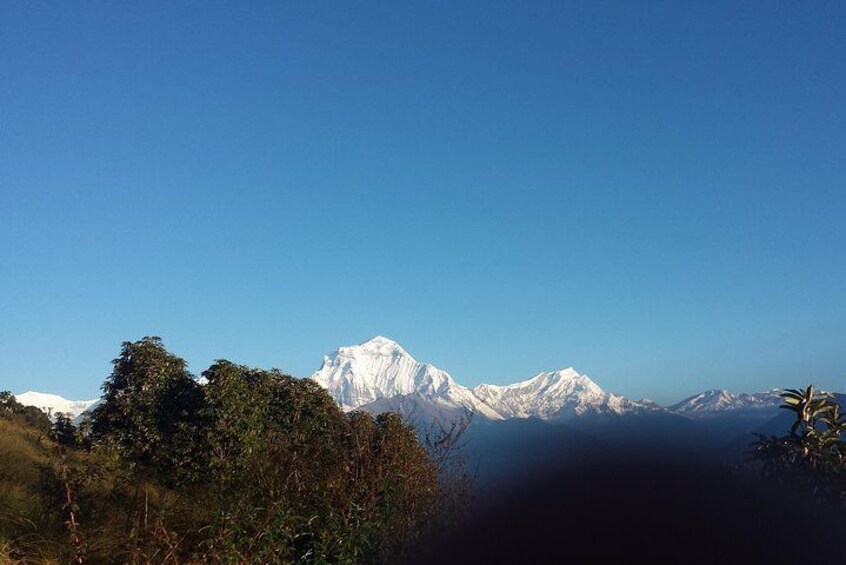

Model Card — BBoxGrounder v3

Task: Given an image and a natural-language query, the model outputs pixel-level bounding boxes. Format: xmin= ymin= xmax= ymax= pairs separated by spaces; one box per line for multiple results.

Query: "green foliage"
xmin=0 ymin=391 xmax=52 ymax=435
xmin=51 ymin=414 xmax=77 ymax=448
xmin=0 ymin=416 xmax=67 ymax=563
xmin=197 ymin=361 xmax=442 ymax=563
xmin=0 ymin=338 xmax=471 ymax=563
xmin=89 ymin=337 xmax=205 ymax=486
xmin=750 ymin=385 xmax=846 ymax=504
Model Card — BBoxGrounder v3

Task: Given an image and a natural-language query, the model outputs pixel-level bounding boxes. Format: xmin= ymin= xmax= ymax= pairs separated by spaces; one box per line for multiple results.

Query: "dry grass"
xmin=0 ymin=418 xmax=65 ymax=564
xmin=0 ymin=540 xmax=13 ymax=565
xmin=0 ymin=419 xmax=51 ymax=531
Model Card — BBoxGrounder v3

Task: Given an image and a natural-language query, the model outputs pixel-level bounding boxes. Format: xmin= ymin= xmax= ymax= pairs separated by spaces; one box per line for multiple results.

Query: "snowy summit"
xmin=14 ymin=338 xmax=791 ymax=428
xmin=310 ymin=336 xmax=503 ymax=420
xmin=13 ymin=391 xmax=100 ymax=420
xmin=474 ymin=368 xmax=656 ymax=419
xmin=668 ymin=389 xmax=782 ymax=417
xmin=310 ymin=336 xmax=655 ymax=422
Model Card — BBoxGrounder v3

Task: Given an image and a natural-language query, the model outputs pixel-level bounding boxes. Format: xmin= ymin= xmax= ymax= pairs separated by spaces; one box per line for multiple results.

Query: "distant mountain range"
xmin=10 ymin=336 xmax=803 ymax=426
xmin=12 ymin=391 xmax=99 ymax=422
xmin=668 ymin=388 xmax=783 ymax=417
xmin=311 ymin=336 xmax=503 ymax=421
xmin=310 ymin=336 xmax=787 ymax=423
xmin=14 ymin=336 xmax=835 ymax=491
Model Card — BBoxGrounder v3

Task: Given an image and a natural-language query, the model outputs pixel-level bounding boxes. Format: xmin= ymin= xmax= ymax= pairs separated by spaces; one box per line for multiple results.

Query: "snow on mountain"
xmin=668 ymin=389 xmax=782 ymax=417
xmin=473 ymin=368 xmax=658 ymax=420
xmin=311 ymin=337 xmax=663 ymax=422
xmin=12 ymin=339 xmax=793 ymax=430
xmin=13 ymin=391 xmax=100 ymax=420
xmin=310 ymin=336 xmax=504 ymax=420
xmin=354 ymin=393 xmax=475 ymax=428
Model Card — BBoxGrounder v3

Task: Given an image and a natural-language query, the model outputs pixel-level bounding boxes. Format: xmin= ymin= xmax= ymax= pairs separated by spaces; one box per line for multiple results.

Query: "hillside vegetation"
xmin=0 ymin=413 xmax=62 ymax=564
xmin=3 ymin=338 xmax=843 ymax=563
xmin=0 ymin=337 xmax=471 ymax=564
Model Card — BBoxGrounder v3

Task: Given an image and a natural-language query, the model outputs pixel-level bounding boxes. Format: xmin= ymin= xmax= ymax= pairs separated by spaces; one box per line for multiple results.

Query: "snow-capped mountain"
xmin=13 ymin=391 xmax=100 ymax=420
xmin=310 ymin=336 xmax=504 ymax=420
xmin=310 ymin=337 xmax=656 ymax=422
xmin=12 ymin=338 xmax=802 ymax=432
xmin=668 ymin=389 xmax=782 ymax=417
xmin=355 ymin=394 xmax=476 ymax=427
xmin=473 ymin=368 xmax=659 ymax=420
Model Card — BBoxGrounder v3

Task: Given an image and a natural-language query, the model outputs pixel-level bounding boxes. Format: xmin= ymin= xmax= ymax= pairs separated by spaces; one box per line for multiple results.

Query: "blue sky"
xmin=1 ymin=2 xmax=844 ymax=404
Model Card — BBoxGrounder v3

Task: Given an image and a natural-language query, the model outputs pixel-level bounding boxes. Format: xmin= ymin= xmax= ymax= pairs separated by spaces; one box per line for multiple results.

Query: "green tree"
xmin=52 ymin=413 xmax=77 ymax=447
xmin=0 ymin=390 xmax=52 ymax=434
xmin=367 ymin=412 xmax=439 ymax=560
xmin=0 ymin=344 xmax=474 ymax=564
xmin=89 ymin=336 xmax=205 ymax=485
xmin=198 ymin=360 xmax=361 ymax=562
xmin=196 ymin=360 xmax=450 ymax=563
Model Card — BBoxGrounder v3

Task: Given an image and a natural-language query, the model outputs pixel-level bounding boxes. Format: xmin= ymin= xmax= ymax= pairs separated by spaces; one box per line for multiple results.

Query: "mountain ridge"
xmin=311 ymin=336 xmax=504 ymax=420
xmin=312 ymin=337 xmax=663 ymax=422
xmin=668 ymin=389 xmax=783 ymax=417
xmin=11 ymin=336 xmax=813 ymax=425
xmin=12 ymin=391 xmax=99 ymax=421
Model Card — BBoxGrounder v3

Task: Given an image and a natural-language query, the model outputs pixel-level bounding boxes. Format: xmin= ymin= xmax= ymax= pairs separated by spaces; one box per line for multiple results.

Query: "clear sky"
xmin=2 ymin=2 xmax=844 ymax=404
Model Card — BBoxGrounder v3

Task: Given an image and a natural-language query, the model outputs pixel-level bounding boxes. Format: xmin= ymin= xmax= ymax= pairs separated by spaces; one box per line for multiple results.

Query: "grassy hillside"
xmin=0 ymin=416 xmax=65 ymax=564
xmin=0 ymin=338 xmax=470 ymax=564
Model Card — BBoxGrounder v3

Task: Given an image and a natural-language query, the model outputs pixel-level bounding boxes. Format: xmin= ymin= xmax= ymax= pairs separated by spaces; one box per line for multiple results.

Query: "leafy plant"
xmin=750 ymin=385 xmax=846 ymax=504
xmin=1 ymin=338 xmax=475 ymax=563
xmin=89 ymin=336 xmax=206 ymax=487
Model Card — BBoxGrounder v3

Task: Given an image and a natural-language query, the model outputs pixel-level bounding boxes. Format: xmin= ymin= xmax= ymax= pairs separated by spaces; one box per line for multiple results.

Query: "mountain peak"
xmin=357 ymin=335 xmax=408 ymax=355
xmin=473 ymin=368 xmax=650 ymax=419
xmin=699 ymin=389 xmax=734 ymax=400
xmin=668 ymin=388 xmax=782 ymax=416
xmin=311 ymin=337 xmax=503 ymax=419
xmin=495 ymin=368 xmax=600 ymax=394
xmin=545 ymin=367 xmax=581 ymax=379
xmin=543 ymin=367 xmax=588 ymax=385
xmin=13 ymin=391 xmax=99 ymax=420
xmin=324 ymin=336 xmax=411 ymax=363
xmin=312 ymin=338 xmax=661 ymax=422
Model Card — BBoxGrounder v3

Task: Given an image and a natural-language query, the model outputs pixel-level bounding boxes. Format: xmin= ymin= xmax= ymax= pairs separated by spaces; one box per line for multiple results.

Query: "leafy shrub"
xmin=0 ymin=337 xmax=472 ymax=563
xmin=750 ymin=385 xmax=846 ymax=505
